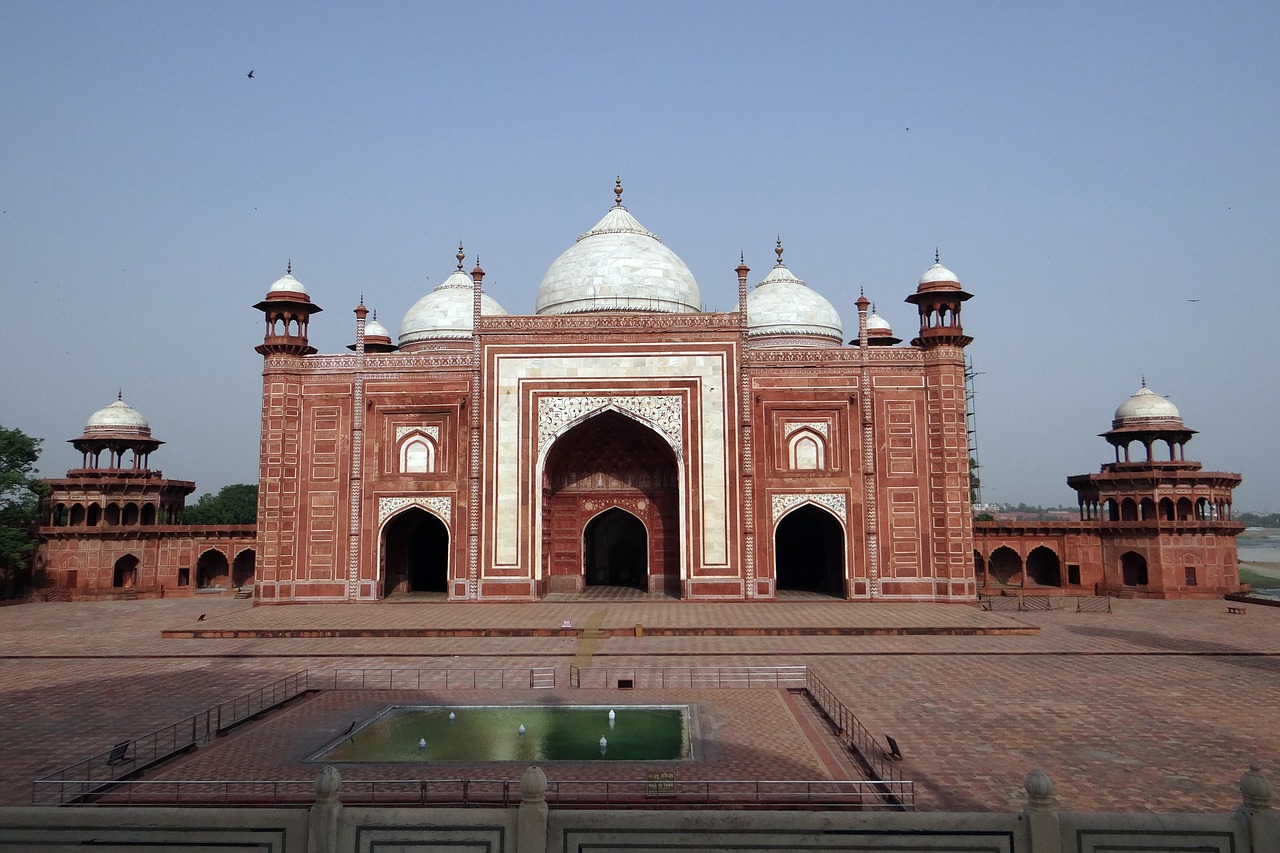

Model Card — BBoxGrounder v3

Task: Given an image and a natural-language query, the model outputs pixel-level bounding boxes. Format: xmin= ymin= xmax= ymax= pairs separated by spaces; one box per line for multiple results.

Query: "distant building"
xmin=973 ymin=385 xmax=1243 ymax=598
xmin=35 ymin=396 xmax=254 ymax=598
xmin=34 ymin=184 xmax=1243 ymax=601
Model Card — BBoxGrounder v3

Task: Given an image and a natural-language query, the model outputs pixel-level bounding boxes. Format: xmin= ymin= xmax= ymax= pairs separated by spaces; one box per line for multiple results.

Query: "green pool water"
xmin=315 ymin=705 xmax=690 ymax=762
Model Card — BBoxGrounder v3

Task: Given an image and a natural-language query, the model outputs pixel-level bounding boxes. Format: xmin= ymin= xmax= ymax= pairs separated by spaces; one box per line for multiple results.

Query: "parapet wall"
xmin=1 ymin=766 xmax=1275 ymax=853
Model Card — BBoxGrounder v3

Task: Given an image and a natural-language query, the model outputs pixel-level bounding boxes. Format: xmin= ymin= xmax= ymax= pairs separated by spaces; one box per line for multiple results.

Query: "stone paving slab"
xmin=0 ymin=597 xmax=1275 ymax=814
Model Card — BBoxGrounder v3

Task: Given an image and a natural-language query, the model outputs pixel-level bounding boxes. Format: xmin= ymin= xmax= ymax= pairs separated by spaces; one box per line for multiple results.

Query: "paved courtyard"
xmin=0 ymin=595 xmax=1275 ymax=813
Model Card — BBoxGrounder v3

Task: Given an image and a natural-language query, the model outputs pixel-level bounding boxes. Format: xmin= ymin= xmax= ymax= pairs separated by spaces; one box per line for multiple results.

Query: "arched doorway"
xmin=232 ymin=549 xmax=256 ymax=587
xmin=196 ymin=550 xmax=230 ymax=588
xmin=1026 ymin=546 xmax=1061 ymax=587
xmin=1121 ymin=551 xmax=1149 ymax=586
xmin=583 ymin=508 xmax=648 ymax=589
xmin=774 ymin=504 xmax=845 ymax=596
xmin=383 ymin=507 xmax=449 ymax=595
xmin=542 ymin=410 xmax=679 ymax=595
xmin=113 ymin=554 xmax=139 ymax=588
xmin=989 ymin=546 xmax=1022 ymax=585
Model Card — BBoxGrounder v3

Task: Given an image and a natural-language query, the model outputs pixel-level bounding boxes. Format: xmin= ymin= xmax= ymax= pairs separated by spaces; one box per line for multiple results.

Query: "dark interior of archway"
xmin=584 ymin=508 xmax=648 ymax=588
xmin=775 ymin=505 xmax=844 ymax=595
xmin=1026 ymin=547 xmax=1061 ymax=587
xmin=195 ymin=550 xmax=229 ymax=588
xmin=113 ymin=554 xmax=139 ymax=589
xmin=232 ymin=551 xmax=256 ymax=587
xmin=988 ymin=547 xmax=1022 ymax=585
xmin=543 ymin=411 xmax=678 ymax=592
xmin=384 ymin=508 xmax=449 ymax=595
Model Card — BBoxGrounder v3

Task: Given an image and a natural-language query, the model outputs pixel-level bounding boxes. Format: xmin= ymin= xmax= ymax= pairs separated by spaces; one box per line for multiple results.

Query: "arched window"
xmin=400 ymin=435 xmax=437 ymax=474
xmin=141 ymin=503 xmax=156 ymax=525
xmin=104 ymin=504 xmax=121 ymax=526
xmin=1120 ymin=498 xmax=1137 ymax=521
xmin=122 ymin=503 xmax=139 ymax=526
xmin=1140 ymin=498 xmax=1156 ymax=520
xmin=1159 ymin=498 xmax=1175 ymax=521
xmin=1176 ymin=497 xmax=1193 ymax=521
xmin=1105 ymin=499 xmax=1119 ymax=522
xmin=787 ymin=430 xmax=825 ymax=470
xmin=69 ymin=504 xmax=85 ymax=526
xmin=87 ymin=504 xmax=101 ymax=526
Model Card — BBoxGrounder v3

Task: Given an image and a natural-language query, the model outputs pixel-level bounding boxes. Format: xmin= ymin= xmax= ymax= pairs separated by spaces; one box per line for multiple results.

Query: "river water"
xmin=1238 ymin=530 xmax=1280 ymax=597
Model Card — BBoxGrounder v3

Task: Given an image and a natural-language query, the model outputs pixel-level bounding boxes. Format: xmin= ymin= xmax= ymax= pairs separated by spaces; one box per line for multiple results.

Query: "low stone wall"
xmin=1 ymin=765 xmax=1275 ymax=853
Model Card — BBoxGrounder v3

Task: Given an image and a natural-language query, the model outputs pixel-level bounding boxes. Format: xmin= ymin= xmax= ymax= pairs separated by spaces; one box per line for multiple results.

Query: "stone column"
xmin=307 ymin=765 xmax=342 ymax=853
xmin=1022 ymin=768 xmax=1061 ymax=853
xmin=517 ymin=765 xmax=549 ymax=853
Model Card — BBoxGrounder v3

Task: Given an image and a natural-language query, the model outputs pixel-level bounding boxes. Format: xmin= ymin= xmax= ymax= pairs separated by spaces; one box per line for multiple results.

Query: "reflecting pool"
xmin=314 ymin=705 xmax=691 ymax=762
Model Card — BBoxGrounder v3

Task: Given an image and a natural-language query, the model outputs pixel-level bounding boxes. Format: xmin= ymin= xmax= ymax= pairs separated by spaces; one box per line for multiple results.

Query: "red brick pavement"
xmin=0 ymin=596 xmax=1275 ymax=813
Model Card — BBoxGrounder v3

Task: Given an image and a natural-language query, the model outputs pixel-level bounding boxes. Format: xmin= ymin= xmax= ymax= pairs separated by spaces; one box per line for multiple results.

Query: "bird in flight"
xmin=1187 ymin=299 xmax=1200 ymax=303
xmin=247 ymin=70 xmax=255 ymax=79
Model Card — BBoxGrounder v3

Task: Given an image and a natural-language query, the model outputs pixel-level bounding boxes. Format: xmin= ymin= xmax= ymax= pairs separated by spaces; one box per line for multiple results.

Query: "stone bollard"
xmin=307 ymin=765 xmax=343 ymax=853
xmin=517 ymin=766 xmax=549 ymax=853
xmin=1238 ymin=763 xmax=1277 ymax=853
xmin=1022 ymin=769 xmax=1061 ymax=853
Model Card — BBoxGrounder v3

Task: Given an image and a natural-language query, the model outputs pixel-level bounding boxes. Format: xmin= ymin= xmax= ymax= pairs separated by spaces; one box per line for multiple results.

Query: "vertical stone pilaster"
xmin=858 ymin=302 xmax=879 ymax=598
xmin=346 ymin=305 xmax=367 ymax=601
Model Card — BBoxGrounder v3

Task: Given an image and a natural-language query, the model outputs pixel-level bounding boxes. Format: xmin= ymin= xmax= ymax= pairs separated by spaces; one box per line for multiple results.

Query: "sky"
xmin=1 ymin=2 xmax=1277 ymax=511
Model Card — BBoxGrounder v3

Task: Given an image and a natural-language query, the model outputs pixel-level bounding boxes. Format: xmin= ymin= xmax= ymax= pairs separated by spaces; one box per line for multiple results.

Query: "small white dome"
xmin=1112 ymin=386 xmax=1183 ymax=427
xmin=399 ymin=270 xmax=508 ymax=345
xmin=536 ymin=203 xmax=701 ymax=315
xmin=746 ymin=262 xmax=843 ymax=344
xmin=364 ymin=316 xmax=391 ymax=340
xmin=268 ymin=272 xmax=308 ymax=296
xmin=867 ymin=312 xmax=892 ymax=331
xmin=85 ymin=398 xmax=150 ymax=434
xmin=919 ymin=262 xmax=960 ymax=286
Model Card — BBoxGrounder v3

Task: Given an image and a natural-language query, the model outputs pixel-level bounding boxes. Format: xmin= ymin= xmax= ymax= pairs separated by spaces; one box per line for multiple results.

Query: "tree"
xmin=0 ymin=425 xmax=45 ymax=595
xmin=183 ymin=483 xmax=258 ymax=525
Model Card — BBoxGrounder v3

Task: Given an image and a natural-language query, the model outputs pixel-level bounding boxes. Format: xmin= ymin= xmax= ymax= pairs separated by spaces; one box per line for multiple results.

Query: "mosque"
xmin=34 ymin=184 xmax=1245 ymax=602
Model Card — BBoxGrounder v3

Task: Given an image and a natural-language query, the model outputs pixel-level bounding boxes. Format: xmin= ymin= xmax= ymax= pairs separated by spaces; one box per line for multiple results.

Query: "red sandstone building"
xmin=35 ymin=186 xmax=1243 ymax=602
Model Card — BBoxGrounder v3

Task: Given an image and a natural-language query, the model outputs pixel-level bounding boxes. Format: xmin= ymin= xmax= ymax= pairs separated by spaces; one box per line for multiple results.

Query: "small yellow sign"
xmin=645 ymin=771 xmax=675 ymax=797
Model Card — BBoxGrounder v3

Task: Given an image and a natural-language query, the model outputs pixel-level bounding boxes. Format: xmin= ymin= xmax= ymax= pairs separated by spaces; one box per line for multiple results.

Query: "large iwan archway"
xmin=774 ymin=504 xmax=845 ymax=597
xmin=383 ymin=508 xmax=449 ymax=595
xmin=542 ymin=410 xmax=679 ymax=595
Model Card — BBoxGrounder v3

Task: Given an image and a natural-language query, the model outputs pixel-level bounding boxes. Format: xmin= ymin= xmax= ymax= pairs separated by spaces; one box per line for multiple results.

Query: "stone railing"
xmin=3 ymin=764 xmax=1274 ymax=853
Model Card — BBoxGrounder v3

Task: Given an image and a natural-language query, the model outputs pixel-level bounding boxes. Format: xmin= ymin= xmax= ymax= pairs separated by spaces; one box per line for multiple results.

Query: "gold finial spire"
xmin=774 ymin=237 xmax=784 ymax=266
xmin=614 ymin=177 xmax=623 ymax=207
xmin=286 ymin=259 xmax=292 ymax=275
xmin=934 ymin=247 xmax=940 ymax=265
xmin=456 ymin=241 xmax=465 ymax=271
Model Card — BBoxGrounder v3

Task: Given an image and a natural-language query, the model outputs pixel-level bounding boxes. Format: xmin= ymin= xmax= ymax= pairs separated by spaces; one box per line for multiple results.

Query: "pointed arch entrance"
xmin=774 ymin=504 xmax=845 ymax=596
xmin=196 ymin=549 xmax=229 ymax=589
xmin=542 ymin=410 xmax=679 ymax=595
xmin=383 ymin=507 xmax=449 ymax=596
xmin=584 ymin=508 xmax=648 ymax=589
xmin=113 ymin=554 xmax=139 ymax=589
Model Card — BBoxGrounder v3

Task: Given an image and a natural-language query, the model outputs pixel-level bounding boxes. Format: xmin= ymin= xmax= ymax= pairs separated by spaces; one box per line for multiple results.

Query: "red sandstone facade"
xmin=34 ymin=190 xmax=1243 ymax=604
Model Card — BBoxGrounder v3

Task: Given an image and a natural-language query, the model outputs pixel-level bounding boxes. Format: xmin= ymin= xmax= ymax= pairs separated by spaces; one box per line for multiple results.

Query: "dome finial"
xmin=614 ymin=177 xmax=623 ymax=207
xmin=456 ymin=241 xmax=465 ymax=271
xmin=359 ymin=291 xmax=365 ymax=306
xmin=287 ymin=259 xmax=292 ymax=275
xmin=934 ymin=247 xmax=940 ymax=265
xmin=1141 ymin=374 xmax=1146 ymax=388
xmin=117 ymin=388 xmax=123 ymax=401
xmin=371 ymin=309 xmax=377 ymax=320
xmin=775 ymin=237 xmax=784 ymax=266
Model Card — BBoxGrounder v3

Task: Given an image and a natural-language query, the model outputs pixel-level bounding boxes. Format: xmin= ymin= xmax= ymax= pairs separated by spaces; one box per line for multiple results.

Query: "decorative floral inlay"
xmin=771 ymin=492 xmax=847 ymax=524
xmin=784 ymin=421 xmax=830 ymax=439
xmin=378 ymin=495 xmax=452 ymax=526
xmin=538 ymin=395 xmax=682 ymax=455
xmin=395 ymin=425 xmax=440 ymax=443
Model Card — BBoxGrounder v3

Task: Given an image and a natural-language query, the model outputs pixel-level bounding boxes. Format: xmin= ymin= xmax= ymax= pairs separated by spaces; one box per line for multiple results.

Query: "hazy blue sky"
xmin=2 ymin=2 xmax=1277 ymax=510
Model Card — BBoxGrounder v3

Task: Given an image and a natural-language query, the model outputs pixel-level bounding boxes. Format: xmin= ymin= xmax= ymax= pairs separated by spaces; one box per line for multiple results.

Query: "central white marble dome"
xmin=535 ymin=202 xmax=701 ymax=315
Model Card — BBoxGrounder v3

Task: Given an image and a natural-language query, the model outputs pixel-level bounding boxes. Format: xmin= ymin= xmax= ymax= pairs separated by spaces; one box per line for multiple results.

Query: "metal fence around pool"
xmin=40 ymin=777 xmax=912 ymax=810
xmin=311 ymin=666 xmax=557 ymax=691
xmin=31 ymin=670 xmax=310 ymax=806
xmin=568 ymin=664 xmax=807 ymax=689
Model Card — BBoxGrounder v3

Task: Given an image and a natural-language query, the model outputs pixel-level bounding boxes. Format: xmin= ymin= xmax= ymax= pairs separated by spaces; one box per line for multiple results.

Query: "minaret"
xmin=905 ymin=254 xmax=975 ymax=600
xmin=252 ymin=263 xmax=321 ymax=603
